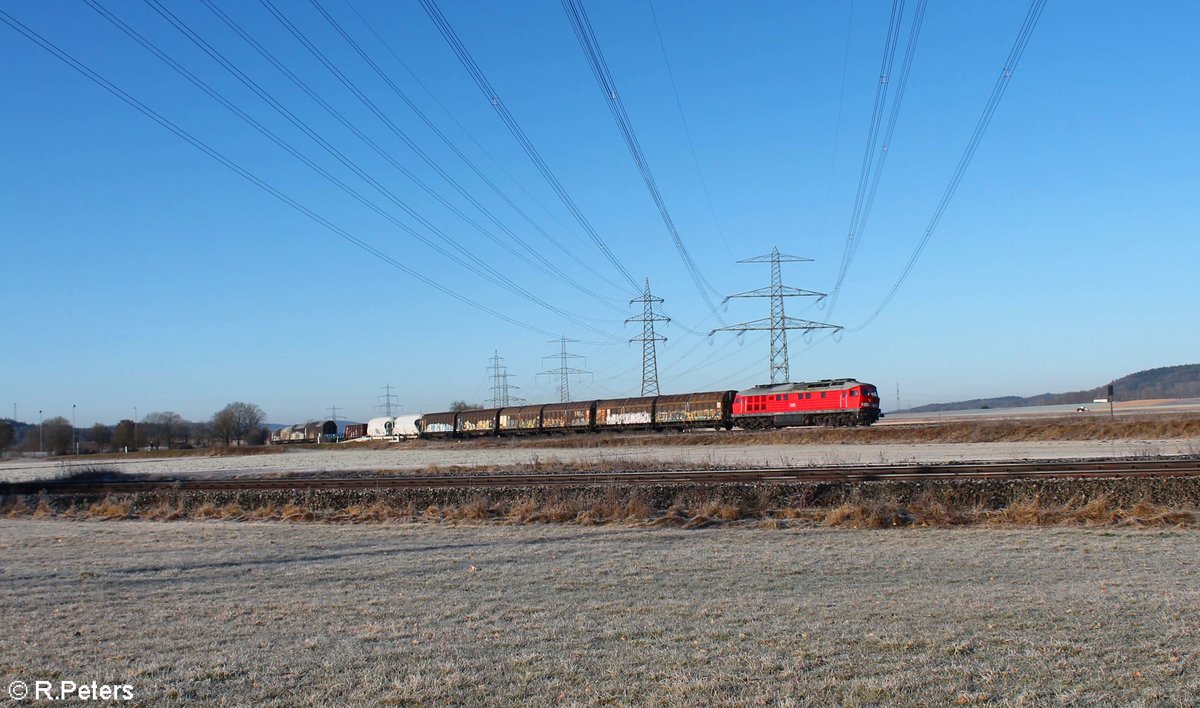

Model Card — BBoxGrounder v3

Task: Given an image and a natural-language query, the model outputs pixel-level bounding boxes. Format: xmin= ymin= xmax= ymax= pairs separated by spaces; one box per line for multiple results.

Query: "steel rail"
xmin=3 ymin=459 xmax=1198 ymax=496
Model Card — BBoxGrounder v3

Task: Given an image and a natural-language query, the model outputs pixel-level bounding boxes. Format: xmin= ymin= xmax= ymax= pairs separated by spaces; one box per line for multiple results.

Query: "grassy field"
xmin=1 ymin=520 xmax=1196 ymax=704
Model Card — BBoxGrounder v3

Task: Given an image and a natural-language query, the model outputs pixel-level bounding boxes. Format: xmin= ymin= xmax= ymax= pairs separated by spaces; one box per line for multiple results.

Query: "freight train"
xmin=278 ymin=379 xmax=881 ymax=444
xmin=417 ymin=378 xmax=881 ymax=438
xmin=270 ymin=420 xmax=339 ymax=444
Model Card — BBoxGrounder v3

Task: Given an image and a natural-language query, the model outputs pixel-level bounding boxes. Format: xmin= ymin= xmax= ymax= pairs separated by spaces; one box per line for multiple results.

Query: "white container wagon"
xmin=365 ymin=414 xmax=422 ymax=441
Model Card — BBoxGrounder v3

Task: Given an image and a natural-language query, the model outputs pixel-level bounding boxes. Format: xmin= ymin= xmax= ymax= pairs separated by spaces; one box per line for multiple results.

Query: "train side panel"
xmin=541 ymin=401 xmax=594 ymax=432
xmin=457 ymin=408 xmax=500 ymax=436
xmin=421 ymin=412 xmax=457 ymax=437
xmin=654 ymin=391 xmax=735 ymax=429
xmin=498 ymin=404 xmax=545 ymax=433
xmin=595 ymin=397 xmax=656 ymax=429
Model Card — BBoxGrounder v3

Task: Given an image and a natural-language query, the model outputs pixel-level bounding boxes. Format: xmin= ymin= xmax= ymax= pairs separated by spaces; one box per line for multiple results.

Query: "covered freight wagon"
xmin=393 ymin=414 xmax=422 ymax=438
xmin=595 ymin=397 xmax=656 ymax=429
xmin=367 ymin=417 xmax=397 ymax=438
xmin=498 ymin=404 xmax=544 ymax=433
xmin=420 ymin=412 xmax=457 ymax=437
xmin=541 ymin=401 xmax=594 ymax=432
xmin=457 ymin=408 xmax=499 ymax=436
xmin=344 ymin=423 xmax=367 ymax=441
xmin=654 ymin=391 xmax=735 ymax=430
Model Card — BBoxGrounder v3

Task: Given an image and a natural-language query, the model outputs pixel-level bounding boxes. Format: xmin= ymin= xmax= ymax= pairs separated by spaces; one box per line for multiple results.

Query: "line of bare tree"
xmin=0 ymin=402 xmax=267 ymax=455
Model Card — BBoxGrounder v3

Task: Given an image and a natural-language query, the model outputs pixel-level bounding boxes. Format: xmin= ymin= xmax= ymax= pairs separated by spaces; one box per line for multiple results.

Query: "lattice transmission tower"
xmin=627 ymin=278 xmax=669 ymax=396
xmin=487 ymin=350 xmax=525 ymax=408
xmin=376 ymin=384 xmax=402 ymax=416
xmin=538 ymin=336 xmax=591 ymax=403
xmin=710 ymin=247 xmax=842 ymax=384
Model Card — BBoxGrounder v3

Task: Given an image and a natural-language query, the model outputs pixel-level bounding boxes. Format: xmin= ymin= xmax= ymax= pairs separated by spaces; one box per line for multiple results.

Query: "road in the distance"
xmin=879 ymin=398 xmax=1200 ymax=425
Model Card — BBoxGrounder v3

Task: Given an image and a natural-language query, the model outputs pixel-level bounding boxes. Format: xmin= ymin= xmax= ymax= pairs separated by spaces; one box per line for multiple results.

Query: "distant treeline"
xmin=0 ymin=401 xmax=267 ymax=455
xmin=904 ymin=364 xmax=1200 ymax=413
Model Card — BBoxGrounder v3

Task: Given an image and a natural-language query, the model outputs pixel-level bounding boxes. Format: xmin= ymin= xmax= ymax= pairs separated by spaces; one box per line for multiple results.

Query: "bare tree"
xmin=0 ymin=421 xmax=13 ymax=451
xmin=190 ymin=421 xmax=213 ymax=448
xmin=143 ymin=411 xmax=185 ymax=450
xmin=42 ymin=416 xmax=73 ymax=455
xmin=89 ymin=423 xmax=113 ymax=452
xmin=211 ymin=407 xmax=237 ymax=446
xmin=112 ymin=419 xmax=136 ymax=452
xmin=232 ymin=402 xmax=265 ymax=445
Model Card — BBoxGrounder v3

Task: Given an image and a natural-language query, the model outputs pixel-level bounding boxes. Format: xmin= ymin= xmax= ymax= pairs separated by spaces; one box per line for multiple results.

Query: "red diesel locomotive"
xmin=731 ymin=379 xmax=881 ymax=429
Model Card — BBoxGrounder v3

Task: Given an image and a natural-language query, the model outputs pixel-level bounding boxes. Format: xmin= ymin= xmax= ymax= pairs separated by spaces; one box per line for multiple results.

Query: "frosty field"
xmin=1 ymin=437 xmax=1193 ymax=483
xmin=1 ymin=520 xmax=1196 ymax=704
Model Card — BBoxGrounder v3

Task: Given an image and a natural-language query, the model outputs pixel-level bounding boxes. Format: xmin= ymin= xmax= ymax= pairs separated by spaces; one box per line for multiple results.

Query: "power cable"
xmin=0 ymin=8 xmax=570 ymax=339
xmin=339 ymin=0 xmax=588 ymax=248
xmin=828 ymin=0 xmax=928 ymax=315
xmin=418 ymin=0 xmax=642 ymax=294
xmin=303 ymin=0 xmax=629 ymax=300
xmin=103 ymin=0 xmax=620 ymax=335
xmin=850 ymin=0 xmax=1048 ymax=331
xmin=560 ymin=0 xmax=727 ymax=324
xmin=826 ymin=0 xmax=907 ymax=315
xmin=645 ymin=0 xmax=732 ymax=259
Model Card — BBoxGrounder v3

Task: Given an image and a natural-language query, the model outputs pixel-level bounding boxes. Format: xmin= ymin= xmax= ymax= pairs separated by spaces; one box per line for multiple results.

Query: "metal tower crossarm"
xmin=710 ymin=246 xmax=842 ymax=384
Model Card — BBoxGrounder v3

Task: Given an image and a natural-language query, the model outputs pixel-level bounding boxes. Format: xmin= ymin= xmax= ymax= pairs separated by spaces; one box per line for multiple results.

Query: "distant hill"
xmin=904 ymin=364 xmax=1200 ymax=413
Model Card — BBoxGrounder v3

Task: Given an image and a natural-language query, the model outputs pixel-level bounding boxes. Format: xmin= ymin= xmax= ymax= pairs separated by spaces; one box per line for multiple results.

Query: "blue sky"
xmin=2 ymin=0 xmax=1197 ymax=425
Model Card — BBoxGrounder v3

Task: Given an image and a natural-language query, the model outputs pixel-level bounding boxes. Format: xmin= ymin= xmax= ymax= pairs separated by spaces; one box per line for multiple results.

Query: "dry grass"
xmin=9 ymin=486 xmax=1197 ymax=530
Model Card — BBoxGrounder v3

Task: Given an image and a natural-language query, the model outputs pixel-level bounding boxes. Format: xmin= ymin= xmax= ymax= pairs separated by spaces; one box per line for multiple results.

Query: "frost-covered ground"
xmin=0 ymin=438 xmax=1194 ymax=482
xmin=1 ymin=520 xmax=1196 ymax=704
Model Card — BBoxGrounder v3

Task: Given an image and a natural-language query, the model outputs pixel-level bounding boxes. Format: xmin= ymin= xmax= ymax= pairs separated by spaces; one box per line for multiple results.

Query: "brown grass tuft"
xmin=85 ymin=496 xmax=132 ymax=520
xmin=823 ymin=501 xmax=912 ymax=528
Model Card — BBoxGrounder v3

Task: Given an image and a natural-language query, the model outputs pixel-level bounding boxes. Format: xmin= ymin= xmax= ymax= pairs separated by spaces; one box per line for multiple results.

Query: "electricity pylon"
xmin=627 ymin=278 xmax=669 ymax=396
xmin=710 ymin=247 xmax=842 ymax=384
xmin=487 ymin=350 xmax=525 ymax=408
xmin=376 ymin=384 xmax=401 ymax=416
xmin=538 ymin=336 xmax=591 ymax=403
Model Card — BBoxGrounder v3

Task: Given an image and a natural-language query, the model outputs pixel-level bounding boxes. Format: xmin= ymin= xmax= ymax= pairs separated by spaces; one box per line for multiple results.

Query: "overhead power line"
xmin=561 ymin=0 xmax=727 ymax=324
xmin=852 ymin=0 xmax=1048 ymax=331
xmin=419 ymin=0 xmax=642 ymax=294
xmin=645 ymin=0 xmax=732 ymax=259
xmin=98 ymin=0 xmax=618 ymax=336
xmin=302 ymin=0 xmax=629 ymax=301
xmin=826 ymin=0 xmax=908 ymax=315
xmin=0 ymin=8 xmax=567 ymax=338
xmin=828 ymin=0 xmax=928 ymax=316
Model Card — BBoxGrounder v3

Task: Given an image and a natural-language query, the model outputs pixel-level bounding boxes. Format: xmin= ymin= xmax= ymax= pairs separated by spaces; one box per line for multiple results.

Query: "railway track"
xmin=3 ymin=458 xmax=1198 ymax=496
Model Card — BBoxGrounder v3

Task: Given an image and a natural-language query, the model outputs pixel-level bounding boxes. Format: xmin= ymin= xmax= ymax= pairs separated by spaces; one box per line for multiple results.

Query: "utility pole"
xmin=627 ymin=278 xmax=669 ymax=396
xmin=710 ymin=247 xmax=842 ymax=384
xmin=72 ymin=404 xmax=77 ymax=455
xmin=377 ymin=385 xmax=401 ymax=417
xmin=38 ymin=409 xmax=43 ymax=453
xmin=538 ymin=336 xmax=591 ymax=403
xmin=487 ymin=350 xmax=525 ymax=408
